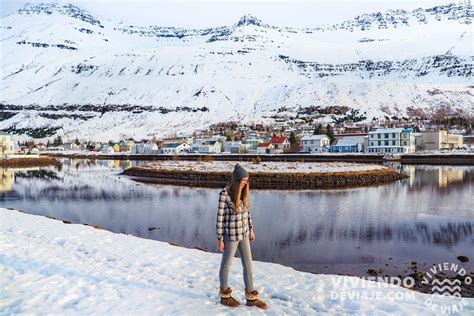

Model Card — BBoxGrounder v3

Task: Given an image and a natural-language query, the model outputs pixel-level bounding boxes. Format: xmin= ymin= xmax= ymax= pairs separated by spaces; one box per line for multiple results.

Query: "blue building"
xmin=330 ymin=135 xmax=365 ymax=153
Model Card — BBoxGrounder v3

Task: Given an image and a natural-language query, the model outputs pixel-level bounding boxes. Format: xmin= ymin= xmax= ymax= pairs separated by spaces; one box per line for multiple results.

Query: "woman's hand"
xmin=250 ymin=228 xmax=255 ymax=242
xmin=217 ymin=240 xmax=224 ymax=252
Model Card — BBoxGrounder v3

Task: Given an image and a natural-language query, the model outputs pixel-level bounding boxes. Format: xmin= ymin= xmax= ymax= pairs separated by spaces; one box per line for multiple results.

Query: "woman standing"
xmin=216 ymin=163 xmax=268 ymax=309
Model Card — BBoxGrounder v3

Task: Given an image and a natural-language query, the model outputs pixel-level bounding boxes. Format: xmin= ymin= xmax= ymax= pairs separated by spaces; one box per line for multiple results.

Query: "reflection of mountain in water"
xmin=8 ymin=171 xmax=150 ymax=202
xmin=15 ymin=169 xmax=61 ymax=180
xmin=278 ymin=221 xmax=473 ymax=248
xmin=1 ymin=159 xmax=472 ymax=276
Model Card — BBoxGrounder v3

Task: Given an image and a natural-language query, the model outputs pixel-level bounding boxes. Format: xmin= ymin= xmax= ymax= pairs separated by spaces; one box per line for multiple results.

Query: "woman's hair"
xmin=226 ymin=179 xmax=249 ymax=213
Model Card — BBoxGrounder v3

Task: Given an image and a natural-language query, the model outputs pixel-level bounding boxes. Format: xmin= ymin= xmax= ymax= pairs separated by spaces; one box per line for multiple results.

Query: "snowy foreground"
xmin=141 ymin=160 xmax=386 ymax=174
xmin=1 ymin=208 xmax=473 ymax=315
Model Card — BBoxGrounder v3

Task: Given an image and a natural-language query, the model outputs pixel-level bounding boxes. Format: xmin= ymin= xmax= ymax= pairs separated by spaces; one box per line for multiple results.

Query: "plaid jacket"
xmin=216 ymin=185 xmax=253 ymax=241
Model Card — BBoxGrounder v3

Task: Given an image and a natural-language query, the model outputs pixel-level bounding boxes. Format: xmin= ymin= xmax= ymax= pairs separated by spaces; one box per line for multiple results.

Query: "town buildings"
xmin=366 ymin=128 xmax=415 ymax=153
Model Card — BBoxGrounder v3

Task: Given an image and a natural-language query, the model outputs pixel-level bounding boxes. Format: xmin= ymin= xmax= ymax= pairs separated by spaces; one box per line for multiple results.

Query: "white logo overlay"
xmin=422 ymin=262 xmax=472 ymax=314
xmin=328 ymin=262 xmax=471 ymax=314
xmin=329 ymin=276 xmax=416 ymax=301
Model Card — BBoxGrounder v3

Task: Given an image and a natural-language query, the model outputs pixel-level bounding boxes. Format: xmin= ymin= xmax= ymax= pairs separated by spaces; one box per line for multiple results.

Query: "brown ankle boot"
xmin=219 ymin=287 xmax=240 ymax=307
xmin=245 ymin=288 xmax=268 ymax=309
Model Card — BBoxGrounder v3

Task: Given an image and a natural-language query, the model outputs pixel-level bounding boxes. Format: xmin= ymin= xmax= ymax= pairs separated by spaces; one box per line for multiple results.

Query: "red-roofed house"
xmin=257 ymin=142 xmax=274 ymax=154
xmin=269 ymin=136 xmax=290 ymax=153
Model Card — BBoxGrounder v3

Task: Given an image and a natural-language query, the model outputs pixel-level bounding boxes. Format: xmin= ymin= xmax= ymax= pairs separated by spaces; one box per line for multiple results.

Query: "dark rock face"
xmin=18 ymin=3 xmax=104 ymax=28
xmin=0 ymin=103 xmax=209 ymax=114
xmin=278 ymin=54 xmax=473 ymax=78
xmin=234 ymin=14 xmax=264 ymax=27
xmin=16 ymin=40 xmax=77 ymax=50
xmin=331 ymin=3 xmax=472 ymax=32
xmin=115 ymin=3 xmax=471 ymax=40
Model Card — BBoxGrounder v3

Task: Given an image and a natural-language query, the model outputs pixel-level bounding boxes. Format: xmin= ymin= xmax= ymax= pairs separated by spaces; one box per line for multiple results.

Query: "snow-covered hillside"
xmin=0 ymin=2 xmax=473 ymax=141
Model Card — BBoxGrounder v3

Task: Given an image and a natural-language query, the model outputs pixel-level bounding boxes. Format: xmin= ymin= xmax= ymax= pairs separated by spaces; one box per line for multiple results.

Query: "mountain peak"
xmin=234 ymin=14 xmax=264 ymax=27
xmin=18 ymin=2 xmax=103 ymax=28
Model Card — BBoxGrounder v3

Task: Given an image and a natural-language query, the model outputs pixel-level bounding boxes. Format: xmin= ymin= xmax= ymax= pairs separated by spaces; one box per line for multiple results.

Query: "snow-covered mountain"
xmin=0 ymin=2 xmax=473 ymax=141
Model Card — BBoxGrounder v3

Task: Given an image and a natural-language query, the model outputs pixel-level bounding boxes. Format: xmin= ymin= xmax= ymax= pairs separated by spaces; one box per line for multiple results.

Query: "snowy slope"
xmin=2 ymin=208 xmax=473 ymax=314
xmin=0 ymin=2 xmax=473 ymax=142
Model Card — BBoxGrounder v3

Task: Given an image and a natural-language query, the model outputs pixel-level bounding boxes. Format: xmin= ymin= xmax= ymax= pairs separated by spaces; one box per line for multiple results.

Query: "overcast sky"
xmin=0 ymin=0 xmax=460 ymax=28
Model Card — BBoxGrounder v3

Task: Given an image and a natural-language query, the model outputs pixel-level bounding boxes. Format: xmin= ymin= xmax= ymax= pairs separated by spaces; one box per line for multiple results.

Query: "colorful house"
xmin=256 ymin=142 xmax=274 ymax=154
xmin=330 ymin=134 xmax=366 ymax=153
xmin=119 ymin=140 xmax=135 ymax=152
xmin=223 ymin=141 xmax=243 ymax=154
xmin=418 ymin=131 xmax=464 ymax=150
xmin=161 ymin=143 xmax=190 ymax=155
xmin=242 ymin=136 xmax=263 ymax=152
xmin=299 ymin=134 xmax=330 ymax=153
xmin=366 ymin=128 xmax=415 ymax=153
xmin=101 ymin=146 xmax=115 ymax=154
xmin=269 ymin=136 xmax=290 ymax=153
xmin=191 ymin=140 xmax=222 ymax=154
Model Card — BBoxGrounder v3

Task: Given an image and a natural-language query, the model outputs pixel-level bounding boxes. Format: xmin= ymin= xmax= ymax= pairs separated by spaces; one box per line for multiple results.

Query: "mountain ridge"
xmin=0 ymin=1 xmax=472 ymax=141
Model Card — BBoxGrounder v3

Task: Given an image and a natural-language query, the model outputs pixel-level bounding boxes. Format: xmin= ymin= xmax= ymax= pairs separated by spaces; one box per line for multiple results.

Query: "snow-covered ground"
xmin=407 ymin=149 xmax=474 ymax=155
xmin=140 ymin=160 xmax=386 ymax=173
xmin=2 ymin=208 xmax=473 ymax=314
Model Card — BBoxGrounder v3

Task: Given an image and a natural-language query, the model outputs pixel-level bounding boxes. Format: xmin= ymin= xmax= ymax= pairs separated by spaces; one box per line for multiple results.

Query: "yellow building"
xmin=0 ymin=132 xmax=14 ymax=158
xmin=421 ymin=131 xmax=463 ymax=150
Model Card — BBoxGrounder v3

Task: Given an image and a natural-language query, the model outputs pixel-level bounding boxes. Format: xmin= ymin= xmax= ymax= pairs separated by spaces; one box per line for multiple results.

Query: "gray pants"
xmin=219 ymin=235 xmax=254 ymax=291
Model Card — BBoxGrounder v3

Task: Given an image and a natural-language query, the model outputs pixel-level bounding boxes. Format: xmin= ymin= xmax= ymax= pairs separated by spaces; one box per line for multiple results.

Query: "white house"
xmin=143 ymin=143 xmax=159 ymax=154
xmin=223 ymin=141 xmax=243 ymax=154
xmin=46 ymin=146 xmax=65 ymax=152
xmin=176 ymin=133 xmax=194 ymax=143
xmin=256 ymin=142 xmax=273 ymax=154
xmin=269 ymin=136 xmax=290 ymax=153
xmin=132 ymin=142 xmax=159 ymax=154
xmin=299 ymin=134 xmax=330 ymax=153
xmin=161 ymin=143 xmax=190 ymax=155
xmin=366 ymin=128 xmax=415 ymax=153
xmin=191 ymin=140 xmax=222 ymax=154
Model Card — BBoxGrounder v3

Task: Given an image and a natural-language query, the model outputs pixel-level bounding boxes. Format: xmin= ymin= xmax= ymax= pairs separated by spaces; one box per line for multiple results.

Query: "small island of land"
xmin=121 ymin=160 xmax=408 ymax=189
xmin=0 ymin=156 xmax=60 ymax=168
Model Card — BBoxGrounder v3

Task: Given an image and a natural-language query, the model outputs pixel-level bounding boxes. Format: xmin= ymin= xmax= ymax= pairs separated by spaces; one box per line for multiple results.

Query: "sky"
xmin=0 ymin=0 xmax=461 ymax=28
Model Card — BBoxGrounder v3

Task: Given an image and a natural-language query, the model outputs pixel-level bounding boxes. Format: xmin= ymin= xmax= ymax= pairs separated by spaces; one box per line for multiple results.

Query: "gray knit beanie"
xmin=232 ymin=163 xmax=249 ymax=181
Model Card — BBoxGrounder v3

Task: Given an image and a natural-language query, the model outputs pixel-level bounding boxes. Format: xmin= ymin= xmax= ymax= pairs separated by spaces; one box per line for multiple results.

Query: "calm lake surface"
xmin=1 ymin=158 xmax=472 ymax=277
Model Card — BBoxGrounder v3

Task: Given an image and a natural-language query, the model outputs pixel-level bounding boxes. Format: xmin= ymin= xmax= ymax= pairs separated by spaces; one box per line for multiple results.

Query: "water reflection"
xmin=0 ymin=159 xmax=472 ymax=277
xmin=0 ymin=168 xmax=14 ymax=192
xmin=400 ymin=164 xmax=472 ymax=189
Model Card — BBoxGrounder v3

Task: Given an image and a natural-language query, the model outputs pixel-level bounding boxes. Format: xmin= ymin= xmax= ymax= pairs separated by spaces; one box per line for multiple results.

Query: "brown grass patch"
xmin=1 ymin=156 xmax=60 ymax=168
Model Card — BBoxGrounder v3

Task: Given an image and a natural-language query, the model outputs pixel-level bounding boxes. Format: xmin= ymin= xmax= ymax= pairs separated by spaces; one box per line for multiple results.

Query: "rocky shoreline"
xmin=121 ymin=167 xmax=408 ymax=189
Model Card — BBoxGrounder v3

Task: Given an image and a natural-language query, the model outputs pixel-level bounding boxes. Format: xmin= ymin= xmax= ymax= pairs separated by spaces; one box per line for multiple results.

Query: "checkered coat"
xmin=216 ymin=185 xmax=253 ymax=241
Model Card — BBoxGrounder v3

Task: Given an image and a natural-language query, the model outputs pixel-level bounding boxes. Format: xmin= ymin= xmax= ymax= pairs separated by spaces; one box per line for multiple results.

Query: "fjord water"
xmin=1 ymin=158 xmax=472 ymax=277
